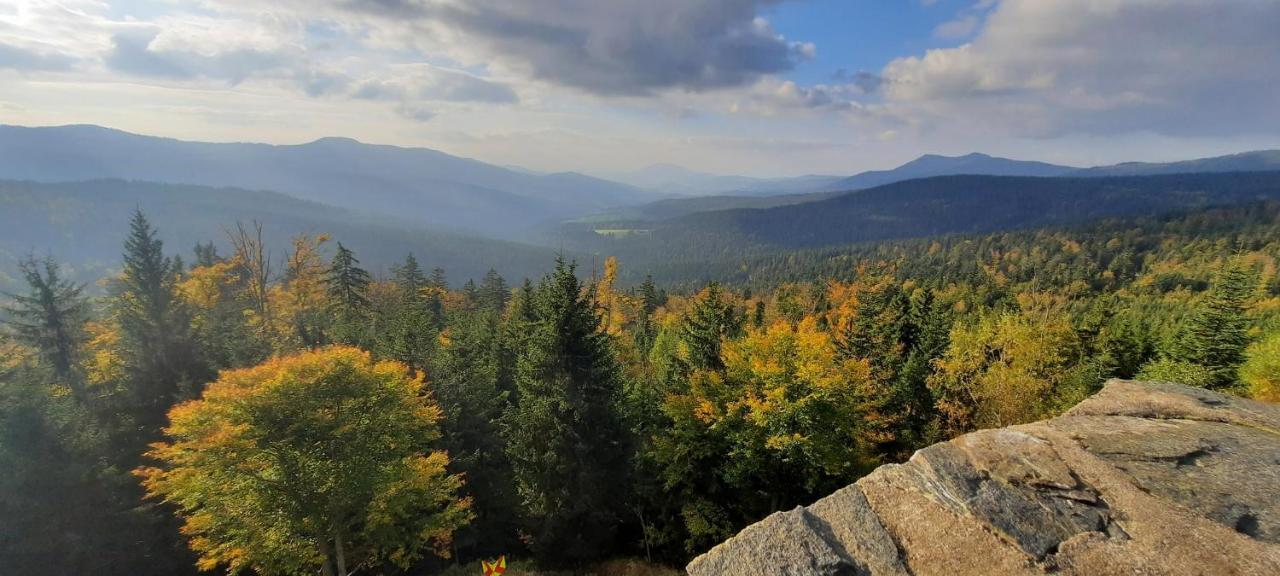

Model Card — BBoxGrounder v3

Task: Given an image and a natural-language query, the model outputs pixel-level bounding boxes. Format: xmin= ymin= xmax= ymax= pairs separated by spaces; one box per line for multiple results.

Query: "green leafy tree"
xmin=1136 ymin=358 xmax=1217 ymax=388
xmin=0 ymin=338 xmax=196 ymax=576
xmin=504 ymin=258 xmax=631 ymax=566
xmin=138 ymin=347 xmax=472 ymax=576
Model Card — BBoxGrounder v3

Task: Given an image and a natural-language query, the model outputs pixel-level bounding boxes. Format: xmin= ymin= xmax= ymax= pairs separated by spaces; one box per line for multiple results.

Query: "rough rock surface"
xmin=686 ymin=380 xmax=1280 ymax=575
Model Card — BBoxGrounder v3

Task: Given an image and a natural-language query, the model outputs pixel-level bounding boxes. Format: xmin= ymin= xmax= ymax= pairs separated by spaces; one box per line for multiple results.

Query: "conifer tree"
xmin=193 ymin=242 xmax=220 ymax=268
xmin=679 ymin=283 xmax=739 ymax=372
xmin=462 ymin=278 xmax=480 ymax=308
xmin=504 ymin=258 xmax=631 ymax=565
xmin=385 ymin=253 xmax=436 ymax=370
xmin=1171 ymin=258 xmax=1256 ymax=388
xmin=112 ymin=210 xmax=205 ymax=431
xmin=324 ymin=242 xmax=371 ymax=346
xmin=478 ymin=268 xmax=510 ymax=312
xmin=430 ymin=307 xmax=520 ymax=558
xmin=4 ymin=256 xmax=88 ymax=397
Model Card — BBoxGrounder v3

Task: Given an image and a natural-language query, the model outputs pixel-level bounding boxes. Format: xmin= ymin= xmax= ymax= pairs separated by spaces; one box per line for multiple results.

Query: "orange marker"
xmin=481 ymin=555 xmax=507 ymax=576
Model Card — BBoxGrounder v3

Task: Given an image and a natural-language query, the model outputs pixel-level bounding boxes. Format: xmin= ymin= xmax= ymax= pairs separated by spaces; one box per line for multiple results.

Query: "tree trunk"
xmin=319 ymin=541 xmax=336 ymax=576
xmin=334 ymin=530 xmax=348 ymax=576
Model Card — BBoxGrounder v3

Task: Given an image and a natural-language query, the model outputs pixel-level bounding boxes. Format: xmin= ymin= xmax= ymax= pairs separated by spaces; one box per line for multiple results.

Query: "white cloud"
xmin=351 ymin=65 xmax=518 ymax=104
xmin=932 ymin=15 xmax=978 ymax=39
xmin=879 ymin=0 xmax=1280 ymax=137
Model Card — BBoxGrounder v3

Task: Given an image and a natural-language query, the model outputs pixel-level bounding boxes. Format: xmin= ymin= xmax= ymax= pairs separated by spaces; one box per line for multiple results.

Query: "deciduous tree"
xmin=137 ymin=347 xmax=471 ymax=576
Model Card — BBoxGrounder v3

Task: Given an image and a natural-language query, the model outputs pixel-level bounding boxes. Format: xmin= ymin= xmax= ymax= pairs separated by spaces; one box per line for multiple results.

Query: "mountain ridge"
xmin=0 ymin=124 xmax=661 ymax=241
xmin=0 ymin=178 xmax=565 ymax=291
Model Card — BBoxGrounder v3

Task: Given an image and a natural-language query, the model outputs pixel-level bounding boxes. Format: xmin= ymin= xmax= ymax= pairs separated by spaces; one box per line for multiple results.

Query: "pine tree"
xmin=478 ymin=269 xmax=510 ymax=312
xmin=112 ymin=210 xmax=205 ymax=431
xmin=462 ymin=279 xmax=480 ymax=308
xmin=679 ymin=283 xmax=739 ymax=372
xmin=504 ymin=258 xmax=631 ymax=565
xmin=324 ymin=243 xmax=371 ymax=346
xmin=1171 ymin=258 xmax=1257 ymax=388
xmin=386 ymin=253 xmax=435 ymax=370
xmin=427 ymin=267 xmax=448 ymax=327
xmin=639 ymin=275 xmax=660 ymax=316
xmin=193 ymin=242 xmax=220 ymax=267
xmin=430 ymin=308 xmax=520 ymax=558
xmin=4 ymin=256 xmax=89 ymax=397
xmin=893 ymin=289 xmax=950 ymax=448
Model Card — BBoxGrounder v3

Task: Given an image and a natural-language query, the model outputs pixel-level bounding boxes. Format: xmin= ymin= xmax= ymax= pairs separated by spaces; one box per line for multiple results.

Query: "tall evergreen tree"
xmin=1171 ymin=258 xmax=1257 ymax=388
xmin=504 ymin=258 xmax=631 ymax=566
xmin=112 ymin=210 xmax=205 ymax=431
xmin=478 ymin=268 xmax=511 ymax=312
xmin=679 ymin=283 xmax=739 ymax=372
xmin=430 ymin=308 xmax=520 ymax=559
xmin=4 ymin=256 xmax=88 ymax=397
xmin=324 ymin=242 xmax=371 ymax=346
xmin=385 ymin=253 xmax=435 ymax=370
xmin=103 ymin=210 xmax=206 ymax=574
xmin=192 ymin=242 xmax=221 ymax=267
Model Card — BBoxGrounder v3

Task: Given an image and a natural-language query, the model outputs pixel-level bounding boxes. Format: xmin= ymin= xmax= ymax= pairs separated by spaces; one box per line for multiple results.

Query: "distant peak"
xmin=308 ymin=136 xmax=362 ymax=146
xmin=916 ymin=152 xmax=990 ymax=160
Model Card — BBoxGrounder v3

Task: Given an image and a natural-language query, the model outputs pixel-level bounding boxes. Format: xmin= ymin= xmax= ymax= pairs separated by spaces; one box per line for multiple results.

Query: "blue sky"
xmin=769 ymin=0 xmax=967 ymax=87
xmin=1 ymin=1 xmax=1277 ymax=177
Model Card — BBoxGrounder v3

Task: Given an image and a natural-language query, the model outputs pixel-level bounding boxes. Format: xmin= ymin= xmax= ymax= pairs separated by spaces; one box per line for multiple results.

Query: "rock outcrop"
xmin=687 ymin=380 xmax=1280 ymax=576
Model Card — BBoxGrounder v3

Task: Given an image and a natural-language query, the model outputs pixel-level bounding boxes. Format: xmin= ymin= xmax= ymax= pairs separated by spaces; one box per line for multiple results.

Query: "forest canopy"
xmin=2 ymin=202 xmax=1279 ymax=574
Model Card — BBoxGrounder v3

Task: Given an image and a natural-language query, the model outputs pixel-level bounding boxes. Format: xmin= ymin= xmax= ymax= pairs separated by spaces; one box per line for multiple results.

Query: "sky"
xmin=1 ymin=0 xmax=1278 ymax=177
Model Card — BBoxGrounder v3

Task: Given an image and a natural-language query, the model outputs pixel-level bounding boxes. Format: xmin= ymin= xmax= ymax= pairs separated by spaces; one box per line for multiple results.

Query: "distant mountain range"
xmin=1073 ymin=149 xmax=1280 ymax=177
xmin=586 ymin=149 xmax=1280 ymax=223
xmin=4 ymin=123 xmax=1279 ymax=285
xmin=0 ymin=179 xmax=564 ymax=292
xmin=623 ymin=172 xmax=1280 ymax=254
xmin=830 ymin=152 xmax=1075 ymax=191
xmin=0 ymin=124 xmax=661 ymax=241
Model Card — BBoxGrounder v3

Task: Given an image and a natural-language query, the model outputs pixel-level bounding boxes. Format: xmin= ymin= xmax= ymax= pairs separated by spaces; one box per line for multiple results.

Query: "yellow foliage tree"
xmin=1240 ymin=332 xmax=1280 ymax=402
xmin=137 ymin=347 xmax=471 ymax=576
xmin=271 ymin=233 xmax=332 ymax=350
xmin=929 ymin=298 xmax=1085 ymax=434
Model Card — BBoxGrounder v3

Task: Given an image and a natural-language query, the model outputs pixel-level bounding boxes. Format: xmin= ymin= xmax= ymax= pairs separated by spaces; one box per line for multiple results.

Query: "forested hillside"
xmin=567 ymin=171 xmax=1280 ymax=285
xmin=3 ymin=199 xmax=1279 ymax=574
xmin=0 ymin=179 xmax=563 ymax=291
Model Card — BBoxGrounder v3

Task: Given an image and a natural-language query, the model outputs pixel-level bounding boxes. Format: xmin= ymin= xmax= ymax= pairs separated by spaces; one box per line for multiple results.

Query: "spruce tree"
xmin=324 ymin=243 xmax=371 ymax=346
xmin=478 ymin=268 xmax=510 ymax=312
xmin=4 ymin=256 xmax=88 ymax=397
xmin=504 ymin=258 xmax=631 ymax=565
xmin=462 ymin=279 xmax=480 ymax=308
xmin=679 ymin=283 xmax=739 ymax=372
xmin=1172 ymin=258 xmax=1257 ymax=388
xmin=430 ymin=308 xmax=519 ymax=558
xmin=112 ymin=210 xmax=204 ymax=431
xmin=639 ymin=275 xmax=660 ymax=316
xmin=193 ymin=242 xmax=221 ymax=267
xmin=386 ymin=253 xmax=435 ymax=370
